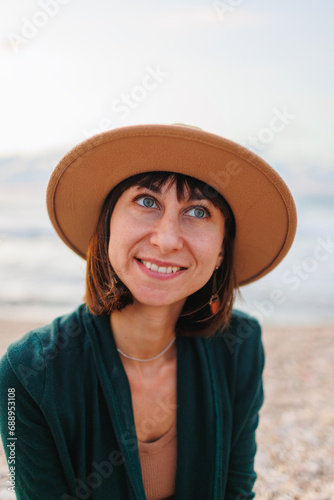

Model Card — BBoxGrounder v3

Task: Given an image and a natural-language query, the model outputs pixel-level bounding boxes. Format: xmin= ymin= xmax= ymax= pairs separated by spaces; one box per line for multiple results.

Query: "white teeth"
xmin=141 ymin=260 xmax=182 ymax=274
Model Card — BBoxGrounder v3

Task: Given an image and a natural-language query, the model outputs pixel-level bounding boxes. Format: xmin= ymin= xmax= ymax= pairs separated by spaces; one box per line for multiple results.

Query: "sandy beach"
xmin=0 ymin=320 xmax=333 ymax=499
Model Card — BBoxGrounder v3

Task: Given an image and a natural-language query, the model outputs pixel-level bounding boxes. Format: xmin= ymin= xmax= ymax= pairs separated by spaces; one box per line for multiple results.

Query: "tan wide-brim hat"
xmin=47 ymin=124 xmax=297 ymax=286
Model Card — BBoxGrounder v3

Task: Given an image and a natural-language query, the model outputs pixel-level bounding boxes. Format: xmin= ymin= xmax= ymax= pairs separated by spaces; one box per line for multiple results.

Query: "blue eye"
xmin=137 ymin=196 xmax=156 ymax=208
xmin=187 ymin=207 xmax=207 ymax=218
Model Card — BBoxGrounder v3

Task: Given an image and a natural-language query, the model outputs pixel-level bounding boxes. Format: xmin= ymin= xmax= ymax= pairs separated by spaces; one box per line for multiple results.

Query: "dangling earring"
xmin=209 ymin=266 xmax=220 ymax=315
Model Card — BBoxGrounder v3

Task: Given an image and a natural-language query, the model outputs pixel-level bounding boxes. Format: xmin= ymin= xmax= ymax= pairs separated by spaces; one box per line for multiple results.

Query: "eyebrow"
xmin=134 ymin=184 xmax=212 ymax=203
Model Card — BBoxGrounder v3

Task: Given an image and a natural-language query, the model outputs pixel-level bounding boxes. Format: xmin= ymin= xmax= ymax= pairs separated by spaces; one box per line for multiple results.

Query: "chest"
xmin=125 ymin=361 xmax=177 ymax=443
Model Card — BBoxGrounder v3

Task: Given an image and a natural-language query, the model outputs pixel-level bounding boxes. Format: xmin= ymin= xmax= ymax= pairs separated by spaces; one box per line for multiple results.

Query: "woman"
xmin=0 ymin=124 xmax=297 ymax=499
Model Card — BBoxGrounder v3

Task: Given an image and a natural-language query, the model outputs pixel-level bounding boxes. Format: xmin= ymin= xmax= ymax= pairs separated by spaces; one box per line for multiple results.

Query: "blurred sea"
xmin=0 ymin=156 xmax=333 ymax=327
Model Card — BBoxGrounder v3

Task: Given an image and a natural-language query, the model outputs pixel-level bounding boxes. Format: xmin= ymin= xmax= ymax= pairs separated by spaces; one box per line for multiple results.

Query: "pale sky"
xmin=0 ymin=0 xmax=333 ymax=174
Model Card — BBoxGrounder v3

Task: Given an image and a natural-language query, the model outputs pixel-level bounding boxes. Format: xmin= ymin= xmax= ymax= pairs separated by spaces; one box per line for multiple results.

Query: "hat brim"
xmin=47 ymin=124 xmax=297 ymax=286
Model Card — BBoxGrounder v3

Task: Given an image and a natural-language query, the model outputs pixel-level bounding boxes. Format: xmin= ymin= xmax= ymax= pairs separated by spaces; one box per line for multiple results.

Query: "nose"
xmin=149 ymin=211 xmax=183 ymax=254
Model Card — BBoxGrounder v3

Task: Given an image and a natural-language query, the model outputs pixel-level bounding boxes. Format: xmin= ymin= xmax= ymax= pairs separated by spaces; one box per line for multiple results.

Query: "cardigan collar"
xmin=83 ymin=306 xmax=223 ymax=499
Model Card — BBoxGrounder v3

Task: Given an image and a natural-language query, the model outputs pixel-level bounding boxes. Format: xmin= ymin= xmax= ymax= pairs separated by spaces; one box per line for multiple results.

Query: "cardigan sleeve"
xmin=224 ymin=379 xmax=263 ymax=499
xmin=224 ymin=315 xmax=265 ymax=499
xmin=0 ymin=348 xmax=73 ymax=500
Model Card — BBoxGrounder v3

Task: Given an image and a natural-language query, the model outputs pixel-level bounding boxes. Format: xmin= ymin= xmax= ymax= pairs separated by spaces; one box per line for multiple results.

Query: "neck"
xmin=110 ymin=301 xmax=184 ymax=371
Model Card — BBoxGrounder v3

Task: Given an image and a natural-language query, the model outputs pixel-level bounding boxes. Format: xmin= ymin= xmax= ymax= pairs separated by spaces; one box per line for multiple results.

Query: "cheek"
xmin=108 ymin=219 xmax=143 ymax=270
xmin=195 ymin=232 xmax=224 ymax=261
xmin=108 ymin=219 xmax=127 ymax=266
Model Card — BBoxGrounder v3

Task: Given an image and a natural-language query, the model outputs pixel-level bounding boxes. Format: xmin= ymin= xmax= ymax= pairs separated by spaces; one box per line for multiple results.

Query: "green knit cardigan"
xmin=0 ymin=305 xmax=264 ymax=499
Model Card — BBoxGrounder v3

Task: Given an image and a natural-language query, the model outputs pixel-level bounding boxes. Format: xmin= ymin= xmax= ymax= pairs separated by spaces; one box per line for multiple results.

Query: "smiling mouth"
xmin=136 ymin=258 xmax=186 ymax=275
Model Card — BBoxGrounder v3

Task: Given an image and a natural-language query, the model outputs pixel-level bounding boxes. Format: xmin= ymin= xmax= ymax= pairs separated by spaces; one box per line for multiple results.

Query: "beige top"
xmin=138 ymin=419 xmax=177 ymax=500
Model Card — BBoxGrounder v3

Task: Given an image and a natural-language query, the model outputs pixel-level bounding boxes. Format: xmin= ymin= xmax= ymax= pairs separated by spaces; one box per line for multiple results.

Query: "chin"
xmin=132 ymin=292 xmax=186 ymax=309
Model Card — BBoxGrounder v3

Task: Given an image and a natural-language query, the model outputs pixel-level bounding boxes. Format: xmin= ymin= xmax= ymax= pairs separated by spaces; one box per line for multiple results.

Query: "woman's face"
xmin=108 ymin=180 xmax=225 ymax=308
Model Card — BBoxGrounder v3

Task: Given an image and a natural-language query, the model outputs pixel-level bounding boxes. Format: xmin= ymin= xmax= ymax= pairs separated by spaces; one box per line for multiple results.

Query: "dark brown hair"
xmin=85 ymin=171 xmax=238 ymax=337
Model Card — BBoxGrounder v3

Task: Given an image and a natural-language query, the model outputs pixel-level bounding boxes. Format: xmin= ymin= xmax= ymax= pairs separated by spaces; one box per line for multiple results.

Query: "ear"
xmin=215 ymin=249 xmax=224 ymax=269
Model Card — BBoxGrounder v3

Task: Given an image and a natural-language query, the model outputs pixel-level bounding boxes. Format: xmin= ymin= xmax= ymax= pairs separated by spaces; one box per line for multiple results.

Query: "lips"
xmin=136 ymin=258 xmax=186 ymax=275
